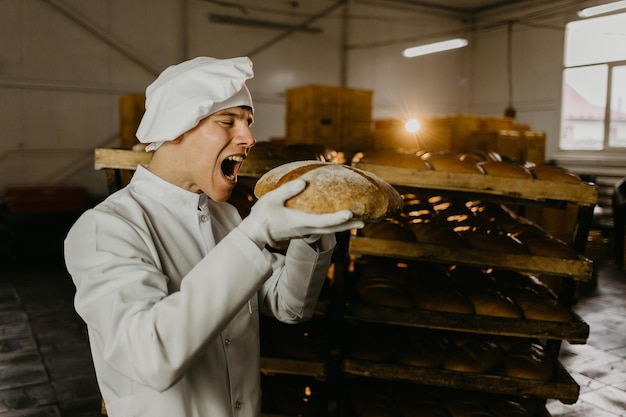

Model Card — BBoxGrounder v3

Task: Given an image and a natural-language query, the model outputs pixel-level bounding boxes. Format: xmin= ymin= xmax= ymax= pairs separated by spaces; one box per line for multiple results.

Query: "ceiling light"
xmin=578 ymin=1 xmax=626 ymax=17
xmin=405 ymin=119 xmax=421 ymax=133
xmin=402 ymin=38 xmax=468 ymax=58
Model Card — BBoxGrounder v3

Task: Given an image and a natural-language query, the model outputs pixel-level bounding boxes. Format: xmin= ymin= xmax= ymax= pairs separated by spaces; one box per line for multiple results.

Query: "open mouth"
xmin=221 ymin=155 xmax=244 ymax=182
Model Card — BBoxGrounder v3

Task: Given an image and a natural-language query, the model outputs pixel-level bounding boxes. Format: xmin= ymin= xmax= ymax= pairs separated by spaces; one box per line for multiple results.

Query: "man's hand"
xmin=238 ymin=179 xmax=364 ymax=248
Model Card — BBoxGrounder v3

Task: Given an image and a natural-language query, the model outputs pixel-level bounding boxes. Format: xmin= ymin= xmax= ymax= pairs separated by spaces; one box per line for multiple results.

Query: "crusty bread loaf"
xmin=504 ymin=342 xmax=554 ymax=381
xmin=464 ymin=228 xmax=529 ymax=254
xmin=516 ymin=235 xmax=580 ymax=259
xmin=531 ymin=165 xmax=582 ymax=183
xmin=500 ymin=285 xmax=571 ymax=322
xmin=353 ymin=149 xmax=431 ymax=170
xmin=421 ymin=152 xmax=485 ymax=174
xmin=396 ymin=332 xmax=452 ymax=368
xmin=408 ymin=220 xmax=469 ymax=248
xmin=254 ymin=160 xmax=403 ymax=221
xmin=478 ymin=161 xmax=533 ymax=179
xmin=358 ymin=218 xmax=416 ymax=241
xmin=443 ymin=340 xmax=503 ymax=373
xmin=357 ymin=277 xmax=413 ymax=309
xmin=408 ymin=277 xmax=475 ymax=315
xmin=487 ymin=398 xmax=533 ymax=417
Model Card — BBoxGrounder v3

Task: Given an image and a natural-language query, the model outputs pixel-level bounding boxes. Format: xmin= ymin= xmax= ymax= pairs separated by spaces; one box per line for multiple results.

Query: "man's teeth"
xmin=224 ymin=155 xmax=243 ymax=181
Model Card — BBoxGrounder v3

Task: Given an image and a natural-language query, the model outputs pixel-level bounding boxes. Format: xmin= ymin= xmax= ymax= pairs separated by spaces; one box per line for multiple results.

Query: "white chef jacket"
xmin=64 ymin=165 xmax=334 ymax=417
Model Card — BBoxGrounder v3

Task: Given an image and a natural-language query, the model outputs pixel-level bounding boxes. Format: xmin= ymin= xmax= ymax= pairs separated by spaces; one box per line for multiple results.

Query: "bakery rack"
xmin=335 ymin=161 xmax=598 ymax=416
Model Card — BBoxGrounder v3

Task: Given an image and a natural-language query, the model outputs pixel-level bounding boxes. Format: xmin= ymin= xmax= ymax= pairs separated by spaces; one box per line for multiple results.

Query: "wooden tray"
xmin=349 ymin=237 xmax=593 ymax=281
xmin=260 ymin=357 xmax=326 ymax=380
xmin=94 ymin=148 xmax=284 ymax=179
xmin=342 ymin=359 xmax=579 ymax=404
xmin=353 ymin=162 xmax=598 ymax=206
xmin=94 ymin=148 xmax=152 ymax=170
xmin=345 ymin=304 xmax=589 ymax=343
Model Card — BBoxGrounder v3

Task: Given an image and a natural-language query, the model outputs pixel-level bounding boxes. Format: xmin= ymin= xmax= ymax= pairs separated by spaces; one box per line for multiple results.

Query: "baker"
xmin=64 ymin=56 xmax=363 ymax=417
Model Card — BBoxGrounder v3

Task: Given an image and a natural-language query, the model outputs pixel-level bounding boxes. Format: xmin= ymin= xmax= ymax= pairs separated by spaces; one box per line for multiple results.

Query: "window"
xmin=560 ymin=12 xmax=626 ymax=151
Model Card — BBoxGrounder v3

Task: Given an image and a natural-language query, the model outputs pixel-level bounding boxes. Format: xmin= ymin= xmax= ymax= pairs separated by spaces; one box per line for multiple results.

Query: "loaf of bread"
xmin=408 ymin=272 xmax=476 ymax=315
xmin=443 ymin=340 xmax=503 ymax=373
xmin=408 ymin=220 xmax=469 ymax=248
xmin=492 ymin=272 xmax=573 ymax=323
xmin=422 ymin=152 xmax=486 ymax=174
xmin=530 ymin=164 xmax=582 ymax=183
xmin=396 ymin=331 xmax=453 ymax=368
xmin=477 ymin=161 xmax=533 ymax=179
xmin=353 ymin=149 xmax=431 ymax=170
xmin=462 ymin=226 xmax=529 ymax=255
xmin=486 ymin=398 xmax=533 ymax=417
xmin=516 ymin=235 xmax=580 ymax=259
xmin=358 ymin=218 xmax=416 ymax=242
xmin=254 ymin=160 xmax=403 ymax=221
xmin=447 ymin=266 xmax=524 ymax=319
xmin=504 ymin=341 xmax=554 ymax=381
xmin=357 ymin=276 xmax=413 ymax=309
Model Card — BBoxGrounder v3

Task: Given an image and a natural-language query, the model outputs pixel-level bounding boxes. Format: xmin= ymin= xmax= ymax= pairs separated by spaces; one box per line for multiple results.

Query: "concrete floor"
xmin=1 ymin=214 xmax=625 ymax=416
xmin=546 ymin=260 xmax=626 ymax=417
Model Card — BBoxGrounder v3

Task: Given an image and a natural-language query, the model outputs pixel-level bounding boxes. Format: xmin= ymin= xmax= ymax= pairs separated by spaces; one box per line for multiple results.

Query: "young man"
xmin=64 ymin=56 xmax=362 ymax=417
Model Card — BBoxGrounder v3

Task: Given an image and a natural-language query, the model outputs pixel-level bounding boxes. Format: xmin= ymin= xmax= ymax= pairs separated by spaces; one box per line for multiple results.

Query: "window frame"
xmin=559 ymin=13 xmax=626 ymax=155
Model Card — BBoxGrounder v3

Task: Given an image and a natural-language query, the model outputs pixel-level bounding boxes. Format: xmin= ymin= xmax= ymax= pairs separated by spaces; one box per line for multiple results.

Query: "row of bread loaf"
xmin=348 ymin=324 xmax=555 ymax=382
xmin=359 ymin=192 xmax=580 ymax=260
xmin=353 ymin=149 xmax=583 ymax=183
xmin=354 ymin=259 xmax=573 ymax=322
xmin=349 ymin=378 xmax=545 ymax=417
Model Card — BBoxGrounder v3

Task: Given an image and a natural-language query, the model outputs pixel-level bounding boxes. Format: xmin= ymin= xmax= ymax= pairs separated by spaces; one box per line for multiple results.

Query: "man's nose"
xmin=237 ymin=125 xmax=256 ymax=147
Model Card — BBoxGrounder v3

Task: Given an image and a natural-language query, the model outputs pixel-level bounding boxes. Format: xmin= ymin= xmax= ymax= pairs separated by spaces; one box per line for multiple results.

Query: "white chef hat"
xmin=136 ymin=56 xmax=254 ymax=151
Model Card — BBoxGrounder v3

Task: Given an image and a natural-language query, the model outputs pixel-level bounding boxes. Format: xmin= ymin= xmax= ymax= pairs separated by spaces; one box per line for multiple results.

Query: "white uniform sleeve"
xmin=65 ymin=210 xmax=272 ymax=392
xmin=258 ymin=234 xmax=336 ymax=322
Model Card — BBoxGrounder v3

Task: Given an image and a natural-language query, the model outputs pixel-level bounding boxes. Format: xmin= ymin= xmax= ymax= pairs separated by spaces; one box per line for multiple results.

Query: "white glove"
xmin=238 ymin=179 xmax=364 ymax=248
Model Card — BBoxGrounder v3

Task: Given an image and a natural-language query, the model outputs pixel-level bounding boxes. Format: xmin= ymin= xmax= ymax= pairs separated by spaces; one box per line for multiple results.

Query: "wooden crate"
xmin=285 ymin=85 xmax=373 ymax=155
xmin=430 ymin=114 xmax=482 ymax=152
xmin=119 ymin=94 xmax=145 ymax=149
xmin=371 ymin=119 xmax=452 ymax=152
xmin=523 ymin=130 xmax=547 ymax=164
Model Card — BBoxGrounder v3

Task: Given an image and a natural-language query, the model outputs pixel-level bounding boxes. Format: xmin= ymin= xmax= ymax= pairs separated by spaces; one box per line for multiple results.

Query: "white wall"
xmin=0 ymin=0 xmax=581 ymax=199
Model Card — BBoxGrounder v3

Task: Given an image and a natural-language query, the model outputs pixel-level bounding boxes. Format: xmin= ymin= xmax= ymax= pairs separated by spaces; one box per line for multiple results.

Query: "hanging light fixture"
xmin=402 ymin=38 xmax=468 ymax=58
xmin=578 ymin=1 xmax=626 ymax=17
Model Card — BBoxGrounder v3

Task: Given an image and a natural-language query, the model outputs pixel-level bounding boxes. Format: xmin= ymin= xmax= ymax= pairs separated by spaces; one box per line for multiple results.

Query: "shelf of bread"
xmin=342 ymin=359 xmax=578 ymax=404
xmin=346 ymin=258 xmax=589 ymax=343
xmin=345 ymin=304 xmax=589 ymax=343
xmin=346 ymin=378 xmax=553 ymax=417
xmin=260 ymin=357 xmax=326 ymax=379
xmin=352 ymin=154 xmax=597 ymax=206
xmin=350 ymin=236 xmax=592 ymax=281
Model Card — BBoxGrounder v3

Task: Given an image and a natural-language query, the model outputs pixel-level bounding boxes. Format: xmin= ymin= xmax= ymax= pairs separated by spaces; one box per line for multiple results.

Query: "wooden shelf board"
xmin=349 ymin=237 xmax=593 ymax=281
xmin=345 ymin=304 xmax=589 ymax=344
xmin=342 ymin=359 xmax=579 ymax=404
xmin=260 ymin=357 xmax=326 ymax=380
xmin=354 ymin=162 xmax=598 ymax=206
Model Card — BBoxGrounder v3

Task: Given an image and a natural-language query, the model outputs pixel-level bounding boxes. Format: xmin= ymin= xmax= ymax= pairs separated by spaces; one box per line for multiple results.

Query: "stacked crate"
xmin=285 ymin=85 xmax=373 ymax=157
xmin=371 ymin=114 xmax=546 ymax=165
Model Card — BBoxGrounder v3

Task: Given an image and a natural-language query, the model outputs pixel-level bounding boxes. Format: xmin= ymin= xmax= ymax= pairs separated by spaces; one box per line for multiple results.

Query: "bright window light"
xmin=405 ymin=119 xmax=421 ymax=133
xmin=402 ymin=38 xmax=468 ymax=58
xmin=578 ymin=1 xmax=626 ymax=17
